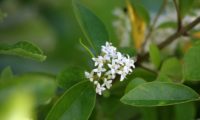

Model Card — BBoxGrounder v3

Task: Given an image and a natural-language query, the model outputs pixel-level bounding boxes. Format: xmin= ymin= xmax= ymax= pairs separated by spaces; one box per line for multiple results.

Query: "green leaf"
xmin=73 ymin=0 xmax=109 ymax=54
xmin=0 ymin=73 xmax=57 ymax=105
xmin=179 ymin=0 xmax=194 ymax=18
xmin=157 ymin=57 xmax=182 ymax=82
xmin=174 ymin=102 xmax=196 ymax=120
xmin=0 ymin=66 xmax=13 ymax=80
xmin=121 ymin=82 xmax=200 ymax=107
xmin=149 ymin=44 xmax=161 ymax=69
xmin=0 ymin=41 xmax=46 ymax=62
xmin=57 ymin=66 xmax=85 ymax=90
xmin=183 ymin=43 xmax=200 ymax=81
xmin=45 ymin=81 xmax=96 ymax=120
xmin=125 ymin=78 xmax=146 ymax=93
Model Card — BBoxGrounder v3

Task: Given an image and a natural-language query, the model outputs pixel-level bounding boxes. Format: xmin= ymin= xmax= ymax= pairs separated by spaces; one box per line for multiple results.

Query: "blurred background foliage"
xmin=0 ymin=0 xmax=199 ymax=73
xmin=0 ymin=0 xmax=200 ymax=120
xmin=0 ymin=0 xmax=126 ymax=74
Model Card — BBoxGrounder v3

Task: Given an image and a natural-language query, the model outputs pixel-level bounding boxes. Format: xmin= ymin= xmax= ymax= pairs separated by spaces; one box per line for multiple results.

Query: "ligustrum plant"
xmin=0 ymin=0 xmax=200 ymax=120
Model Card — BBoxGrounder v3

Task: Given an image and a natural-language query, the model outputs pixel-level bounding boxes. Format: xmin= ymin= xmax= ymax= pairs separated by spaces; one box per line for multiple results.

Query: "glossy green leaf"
xmin=179 ymin=0 xmax=194 ymax=18
xmin=157 ymin=57 xmax=182 ymax=82
xmin=0 ymin=73 xmax=57 ymax=104
xmin=0 ymin=66 xmax=13 ymax=80
xmin=45 ymin=81 xmax=96 ymax=120
xmin=125 ymin=78 xmax=146 ymax=93
xmin=73 ymin=0 xmax=109 ymax=54
xmin=57 ymin=66 xmax=85 ymax=90
xmin=183 ymin=43 xmax=200 ymax=81
xmin=174 ymin=102 xmax=196 ymax=120
xmin=121 ymin=82 xmax=200 ymax=107
xmin=0 ymin=41 xmax=46 ymax=62
xmin=149 ymin=44 xmax=161 ymax=69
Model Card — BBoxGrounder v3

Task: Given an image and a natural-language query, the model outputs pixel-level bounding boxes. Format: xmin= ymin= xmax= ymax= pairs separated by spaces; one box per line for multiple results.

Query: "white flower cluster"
xmin=85 ymin=42 xmax=135 ymax=95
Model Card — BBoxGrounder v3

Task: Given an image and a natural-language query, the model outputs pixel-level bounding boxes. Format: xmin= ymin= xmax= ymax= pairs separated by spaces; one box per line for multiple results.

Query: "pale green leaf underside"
xmin=121 ymin=82 xmax=200 ymax=107
xmin=45 ymin=81 xmax=96 ymax=120
xmin=0 ymin=41 xmax=46 ymax=62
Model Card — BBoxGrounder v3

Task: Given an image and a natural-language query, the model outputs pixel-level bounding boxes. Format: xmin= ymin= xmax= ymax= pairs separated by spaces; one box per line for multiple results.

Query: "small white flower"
xmin=92 ymin=56 xmax=104 ymax=67
xmin=117 ymin=70 xmax=127 ymax=81
xmin=96 ymin=83 xmax=106 ymax=95
xmin=93 ymin=66 xmax=106 ymax=77
xmin=101 ymin=42 xmax=117 ymax=57
xmin=124 ymin=58 xmax=135 ymax=72
xmin=105 ymin=70 xmax=116 ymax=79
xmin=85 ymin=71 xmax=94 ymax=82
xmin=94 ymin=81 xmax=98 ymax=85
xmin=122 ymin=66 xmax=130 ymax=74
xmin=103 ymin=78 xmax=112 ymax=89
xmin=108 ymin=60 xmax=120 ymax=74
xmin=115 ymin=52 xmax=125 ymax=65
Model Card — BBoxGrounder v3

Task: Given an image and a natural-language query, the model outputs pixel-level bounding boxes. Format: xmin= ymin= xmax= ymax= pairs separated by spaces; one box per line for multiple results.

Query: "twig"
xmin=173 ymin=0 xmax=182 ymax=31
xmin=136 ymin=16 xmax=200 ymax=66
xmin=141 ymin=0 xmax=167 ymax=53
xmin=158 ymin=16 xmax=200 ymax=49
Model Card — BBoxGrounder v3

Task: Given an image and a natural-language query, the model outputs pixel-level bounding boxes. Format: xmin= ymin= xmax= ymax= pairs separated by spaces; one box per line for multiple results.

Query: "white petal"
xmin=84 ymin=71 xmax=90 ymax=78
xmin=97 ymin=72 xmax=101 ymax=77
